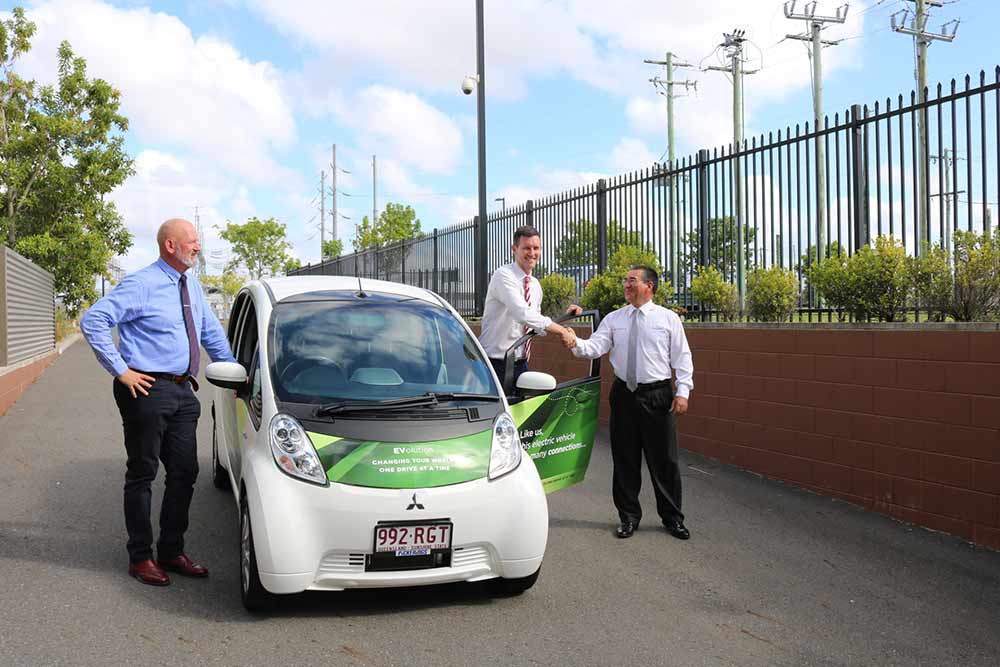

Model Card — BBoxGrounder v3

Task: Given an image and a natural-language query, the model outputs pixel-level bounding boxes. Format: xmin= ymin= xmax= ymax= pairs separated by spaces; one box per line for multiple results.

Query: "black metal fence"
xmin=292 ymin=66 xmax=1000 ymax=319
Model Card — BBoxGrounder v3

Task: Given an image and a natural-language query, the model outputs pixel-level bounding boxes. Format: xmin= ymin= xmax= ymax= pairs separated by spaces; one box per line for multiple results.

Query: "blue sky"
xmin=4 ymin=0 xmax=995 ymax=273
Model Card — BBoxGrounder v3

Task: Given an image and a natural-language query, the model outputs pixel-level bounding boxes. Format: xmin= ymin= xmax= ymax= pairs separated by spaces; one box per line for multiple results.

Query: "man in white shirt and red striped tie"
xmin=569 ymin=266 xmax=694 ymax=541
xmin=480 ymin=225 xmax=580 ymax=384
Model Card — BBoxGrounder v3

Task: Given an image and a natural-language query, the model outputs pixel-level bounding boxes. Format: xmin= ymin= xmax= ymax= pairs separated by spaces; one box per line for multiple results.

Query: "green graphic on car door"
xmin=508 ymin=378 xmax=601 ymax=494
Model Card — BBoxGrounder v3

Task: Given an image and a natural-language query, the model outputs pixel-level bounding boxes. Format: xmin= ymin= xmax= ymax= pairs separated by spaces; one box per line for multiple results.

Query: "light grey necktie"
xmin=626 ymin=308 xmax=641 ymax=392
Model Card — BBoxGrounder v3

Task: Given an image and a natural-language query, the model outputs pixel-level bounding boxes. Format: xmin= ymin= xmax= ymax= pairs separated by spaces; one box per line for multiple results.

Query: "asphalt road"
xmin=1 ymin=340 xmax=999 ymax=666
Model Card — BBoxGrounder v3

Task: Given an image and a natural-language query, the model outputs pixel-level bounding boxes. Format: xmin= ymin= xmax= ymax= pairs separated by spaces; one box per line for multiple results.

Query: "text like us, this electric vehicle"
xmin=206 ymin=276 xmax=602 ymax=611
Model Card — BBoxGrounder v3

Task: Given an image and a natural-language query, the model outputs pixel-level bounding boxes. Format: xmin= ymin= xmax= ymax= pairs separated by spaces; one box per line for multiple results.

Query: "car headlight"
xmin=488 ymin=412 xmax=522 ymax=480
xmin=269 ymin=413 xmax=328 ymax=486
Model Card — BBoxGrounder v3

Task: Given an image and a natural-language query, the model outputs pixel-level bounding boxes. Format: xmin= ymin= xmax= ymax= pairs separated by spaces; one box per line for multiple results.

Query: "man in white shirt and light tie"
xmin=480 ymin=225 xmax=580 ymax=384
xmin=569 ymin=266 xmax=694 ymax=540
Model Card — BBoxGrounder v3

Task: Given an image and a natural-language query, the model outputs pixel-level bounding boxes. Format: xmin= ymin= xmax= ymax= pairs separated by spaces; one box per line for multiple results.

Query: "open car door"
xmin=503 ymin=310 xmax=602 ymax=494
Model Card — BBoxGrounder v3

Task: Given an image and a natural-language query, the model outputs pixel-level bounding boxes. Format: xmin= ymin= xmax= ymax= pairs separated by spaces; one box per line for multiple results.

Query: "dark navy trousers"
xmin=113 ymin=378 xmax=201 ymax=564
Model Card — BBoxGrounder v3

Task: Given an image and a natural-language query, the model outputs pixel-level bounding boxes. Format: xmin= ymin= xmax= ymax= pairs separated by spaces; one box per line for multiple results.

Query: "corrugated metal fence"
xmin=1 ymin=247 xmax=56 ymax=366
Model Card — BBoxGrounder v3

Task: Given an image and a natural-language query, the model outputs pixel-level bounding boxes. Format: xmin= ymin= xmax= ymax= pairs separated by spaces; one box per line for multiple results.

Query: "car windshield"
xmin=271 ymin=295 xmax=498 ymax=404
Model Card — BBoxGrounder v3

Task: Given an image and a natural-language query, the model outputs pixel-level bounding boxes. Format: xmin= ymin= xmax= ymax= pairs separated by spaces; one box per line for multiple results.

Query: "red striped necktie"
xmin=523 ymin=275 xmax=532 ymax=362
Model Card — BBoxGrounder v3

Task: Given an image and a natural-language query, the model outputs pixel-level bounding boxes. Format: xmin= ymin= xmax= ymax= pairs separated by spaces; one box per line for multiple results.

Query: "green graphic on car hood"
xmin=509 ymin=378 xmax=601 ymax=494
xmin=307 ymin=429 xmax=491 ymax=489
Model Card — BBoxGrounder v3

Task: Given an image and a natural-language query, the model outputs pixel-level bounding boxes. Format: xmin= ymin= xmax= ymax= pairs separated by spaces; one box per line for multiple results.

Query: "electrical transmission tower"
xmin=704 ymin=29 xmax=757 ymax=305
xmin=645 ymin=52 xmax=697 ymax=288
xmin=784 ymin=0 xmax=848 ymax=266
xmin=892 ymin=0 xmax=960 ymax=253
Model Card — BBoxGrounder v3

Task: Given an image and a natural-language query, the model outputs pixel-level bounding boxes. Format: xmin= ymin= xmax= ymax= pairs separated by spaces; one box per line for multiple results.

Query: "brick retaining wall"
xmin=470 ymin=321 xmax=1000 ymax=549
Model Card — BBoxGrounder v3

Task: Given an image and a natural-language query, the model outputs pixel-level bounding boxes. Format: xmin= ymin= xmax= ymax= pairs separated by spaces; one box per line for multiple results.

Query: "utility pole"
xmin=331 ymin=144 xmax=337 ymax=245
xmin=785 ymin=1 xmax=848 ymax=268
xmin=929 ymin=148 xmax=966 ymax=264
xmin=193 ymin=205 xmax=206 ymax=279
xmin=705 ymin=29 xmax=757 ymax=306
xmin=320 ymin=170 xmax=326 ymax=259
xmin=645 ymin=52 xmax=697 ymax=289
xmin=892 ymin=0 xmax=960 ymax=255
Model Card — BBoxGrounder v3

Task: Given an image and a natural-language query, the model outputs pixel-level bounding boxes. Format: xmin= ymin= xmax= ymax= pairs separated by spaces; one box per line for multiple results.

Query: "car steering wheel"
xmin=279 ymin=356 xmax=347 ymax=386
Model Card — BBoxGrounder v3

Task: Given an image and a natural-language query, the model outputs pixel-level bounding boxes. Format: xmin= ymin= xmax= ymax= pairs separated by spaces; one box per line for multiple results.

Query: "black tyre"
xmin=488 ymin=567 xmax=540 ymax=597
xmin=212 ymin=410 xmax=230 ymax=490
xmin=240 ymin=496 xmax=278 ymax=612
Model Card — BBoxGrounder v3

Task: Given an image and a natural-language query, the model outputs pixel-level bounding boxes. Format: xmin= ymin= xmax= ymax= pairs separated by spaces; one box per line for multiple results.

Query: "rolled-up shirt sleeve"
xmin=494 ymin=270 xmax=552 ymax=333
xmin=670 ymin=319 xmax=694 ymax=399
xmin=572 ymin=318 xmax=614 ymax=359
xmin=80 ymin=276 xmax=145 ymax=377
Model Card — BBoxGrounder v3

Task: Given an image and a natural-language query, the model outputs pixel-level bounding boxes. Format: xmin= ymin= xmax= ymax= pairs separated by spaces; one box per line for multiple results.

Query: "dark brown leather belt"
xmin=133 ymin=370 xmax=198 ymax=391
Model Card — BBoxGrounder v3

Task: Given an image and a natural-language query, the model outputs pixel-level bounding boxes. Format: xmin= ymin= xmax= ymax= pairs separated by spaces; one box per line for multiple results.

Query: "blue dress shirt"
xmin=81 ymin=258 xmax=237 ymax=377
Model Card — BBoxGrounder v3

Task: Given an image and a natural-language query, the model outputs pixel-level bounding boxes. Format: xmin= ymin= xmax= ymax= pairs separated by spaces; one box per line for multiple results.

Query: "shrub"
xmin=746 ymin=266 xmax=799 ymax=322
xmin=950 ymin=228 xmax=1000 ymax=321
xmin=580 ymin=244 xmax=672 ymax=316
xmin=907 ymin=243 xmax=952 ymax=321
xmin=539 ymin=272 xmax=577 ymax=318
xmin=845 ymin=235 xmax=910 ymax=322
xmin=55 ymin=304 xmax=77 ymax=341
xmin=806 ymin=248 xmax=852 ymax=321
xmin=691 ymin=266 xmax=738 ymax=321
xmin=809 ymin=236 xmax=908 ymax=322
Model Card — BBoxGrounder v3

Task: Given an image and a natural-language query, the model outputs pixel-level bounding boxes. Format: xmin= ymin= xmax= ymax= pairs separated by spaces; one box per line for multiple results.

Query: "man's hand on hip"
xmin=670 ymin=396 xmax=689 ymax=415
xmin=117 ymin=369 xmax=156 ymax=398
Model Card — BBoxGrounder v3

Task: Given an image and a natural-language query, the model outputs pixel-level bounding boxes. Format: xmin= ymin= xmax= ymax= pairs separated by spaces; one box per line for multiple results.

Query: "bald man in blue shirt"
xmin=82 ymin=218 xmax=236 ymax=586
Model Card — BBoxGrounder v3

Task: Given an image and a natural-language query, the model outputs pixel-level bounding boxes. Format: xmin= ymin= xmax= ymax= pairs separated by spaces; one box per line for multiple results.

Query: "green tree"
xmin=200 ymin=271 xmax=245 ymax=317
xmin=321 ymin=237 xmax=343 ymax=260
xmin=679 ymin=217 xmax=757 ymax=280
xmin=1 ymin=8 xmax=134 ymax=314
xmin=282 ymin=256 xmax=301 ymax=275
xmin=219 ymin=216 xmax=293 ymax=280
xmin=351 ymin=202 xmax=424 ymax=276
xmin=554 ymin=219 xmax=644 ymax=268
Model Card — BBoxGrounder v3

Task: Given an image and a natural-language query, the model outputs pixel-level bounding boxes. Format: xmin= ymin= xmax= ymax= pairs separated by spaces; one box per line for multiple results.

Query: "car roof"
xmin=261 ymin=276 xmax=445 ymax=306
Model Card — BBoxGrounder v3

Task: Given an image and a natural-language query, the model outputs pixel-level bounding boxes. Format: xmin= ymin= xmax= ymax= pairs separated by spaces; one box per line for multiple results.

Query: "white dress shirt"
xmin=571 ymin=300 xmax=694 ymax=399
xmin=480 ymin=262 xmax=552 ymax=360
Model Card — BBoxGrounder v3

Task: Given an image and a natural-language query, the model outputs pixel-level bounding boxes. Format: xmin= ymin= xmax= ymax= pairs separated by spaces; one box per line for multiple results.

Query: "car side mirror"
xmin=206 ymin=361 xmax=248 ymax=392
xmin=515 ymin=371 xmax=557 ymax=398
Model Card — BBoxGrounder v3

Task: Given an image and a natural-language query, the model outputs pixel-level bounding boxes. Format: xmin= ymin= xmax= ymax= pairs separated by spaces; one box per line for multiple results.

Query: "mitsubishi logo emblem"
xmin=406 ymin=492 xmax=424 ymax=510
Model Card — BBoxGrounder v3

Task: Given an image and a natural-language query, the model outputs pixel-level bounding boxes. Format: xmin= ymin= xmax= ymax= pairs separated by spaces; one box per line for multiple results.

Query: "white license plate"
xmin=374 ymin=522 xmax=452 ymax=556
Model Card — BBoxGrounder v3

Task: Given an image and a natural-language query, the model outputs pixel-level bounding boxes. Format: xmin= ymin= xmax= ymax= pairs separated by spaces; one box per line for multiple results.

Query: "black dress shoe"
xmin=616 ymin=521 xmax=637 ymax=539
xmin=663 ymin=518 xmax=690 ymax=540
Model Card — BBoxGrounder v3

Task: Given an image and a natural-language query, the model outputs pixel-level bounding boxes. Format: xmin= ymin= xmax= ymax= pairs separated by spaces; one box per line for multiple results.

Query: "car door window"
xmin=247 ymin=343 xmax=263 ymax=428
xmin=235 ymin=300 xmax=258 ymax=371
xmin=227 ymin=292 xmax=247 ymax=350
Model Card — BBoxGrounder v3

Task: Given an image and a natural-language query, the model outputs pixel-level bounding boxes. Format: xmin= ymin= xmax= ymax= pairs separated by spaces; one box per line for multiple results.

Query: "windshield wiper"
xmin=316 ymin=394 xmax=440 ymax=418
xmin=315 ymin=392 xmax=500 ymax=418
xmin=428 ymin=392 xmax=501 ymax=402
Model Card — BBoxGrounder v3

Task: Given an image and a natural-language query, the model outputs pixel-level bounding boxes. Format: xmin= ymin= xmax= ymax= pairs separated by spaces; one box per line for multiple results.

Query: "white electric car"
xmin=208 ymin=276 xmax=566 ymax=611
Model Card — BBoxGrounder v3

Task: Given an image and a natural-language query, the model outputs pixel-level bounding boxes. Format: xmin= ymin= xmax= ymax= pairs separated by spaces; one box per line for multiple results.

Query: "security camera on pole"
xmin=462 ymin=0 xmax=489 ymax=316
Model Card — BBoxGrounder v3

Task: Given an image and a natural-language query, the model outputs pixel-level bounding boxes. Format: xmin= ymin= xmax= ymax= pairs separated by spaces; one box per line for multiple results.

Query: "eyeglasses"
xmin=622 ymin=277 xmax=650 ymax=286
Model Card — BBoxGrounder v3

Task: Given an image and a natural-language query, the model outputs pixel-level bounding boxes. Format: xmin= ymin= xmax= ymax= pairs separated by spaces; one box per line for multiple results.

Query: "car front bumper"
xmin=243 ymin=450 xmax=548 ymax=594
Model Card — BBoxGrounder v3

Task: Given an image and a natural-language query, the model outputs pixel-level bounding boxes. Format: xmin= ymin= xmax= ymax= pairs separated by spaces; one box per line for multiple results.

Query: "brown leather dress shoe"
xmin=157 ymin=554 xmax=209 ymax=578
xmin=128 ymin=559 xmax=171 ymax=586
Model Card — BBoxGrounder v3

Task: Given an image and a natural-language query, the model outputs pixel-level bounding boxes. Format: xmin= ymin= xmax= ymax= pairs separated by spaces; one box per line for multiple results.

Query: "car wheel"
xmin=488 ymin=567 xmax=540 ymax=597
xmin=240 ymin=496 xmax=277 ymax=612
xmin=212 ymin=411 xmax=230 ymax=490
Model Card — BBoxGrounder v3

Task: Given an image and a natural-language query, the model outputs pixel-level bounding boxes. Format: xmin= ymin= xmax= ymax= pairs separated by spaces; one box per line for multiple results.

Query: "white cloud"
xmin=18 ymin=0 xmax=298 ymax=187
xmin=332 ymin=86 xmax=465 ymax=175
xmin=609 ymin=137 xmax=657 ymax=173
